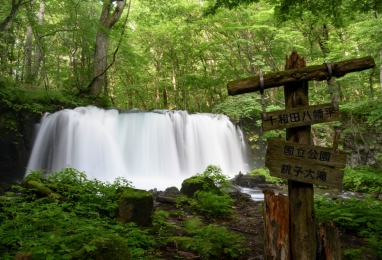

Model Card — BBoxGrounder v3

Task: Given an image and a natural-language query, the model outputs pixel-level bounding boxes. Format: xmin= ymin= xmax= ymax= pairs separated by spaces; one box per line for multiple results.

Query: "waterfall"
xmin=26 ymin=106 xmax=251 ymax=190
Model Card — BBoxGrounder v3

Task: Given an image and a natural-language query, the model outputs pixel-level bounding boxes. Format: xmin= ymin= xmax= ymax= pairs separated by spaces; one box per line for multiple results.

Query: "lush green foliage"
xmin=194 ymin=165 xmax=233 ymax=191
xmin=0 ymin=168 xmax=156 ymax=260
xmin=212 ymin=93 xmax=262 ymax=123
xmin=249 ymin=167 xmax=284 ymax=184
xmin=0 ymin=77 xmax=111 ymax=112
xmin=190 ymin=191 xmax=235 ymax=217
xmin=176 ymin=165 xmax=235 ymax=218
xmin=343 ymin=166 xmax=382 ymax=193
xmin=3 ymin=0 xmax=380 ymax=113
xmin=151 ymin=210 xmax=180 ymax=238
xmin=170 ymin=219 xmax=248 ymax=259
xmin=315 ymin=195 xmax=382 ymax=258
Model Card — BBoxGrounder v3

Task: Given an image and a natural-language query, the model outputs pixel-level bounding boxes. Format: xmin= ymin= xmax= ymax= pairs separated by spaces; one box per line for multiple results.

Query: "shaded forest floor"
xmin=152 ymin=189 xmax=374 ymax=260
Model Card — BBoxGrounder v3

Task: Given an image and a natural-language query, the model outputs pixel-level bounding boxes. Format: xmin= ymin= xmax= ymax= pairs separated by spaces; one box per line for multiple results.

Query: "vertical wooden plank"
xmin=284 ymin=51 xmax=317 ymax=259
xmin=263 ymin=190 xmax=290 ymax=260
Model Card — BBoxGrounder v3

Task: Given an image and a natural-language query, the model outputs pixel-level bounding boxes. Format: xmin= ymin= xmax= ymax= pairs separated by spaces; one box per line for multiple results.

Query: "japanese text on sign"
xmin=264 ymin=138 xmax=347 ymax=188
xmin=264 ymin=107 xmax=336 ymax=126
xmin=261 ymin=103 xmax=340 ymax=131
xmin=280 ymin=164 xmax=327 ymax=182
xmin=283 ymin=145 xmax=331 ymax=162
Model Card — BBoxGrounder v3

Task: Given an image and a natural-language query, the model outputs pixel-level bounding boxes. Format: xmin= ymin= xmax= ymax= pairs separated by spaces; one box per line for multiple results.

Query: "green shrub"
xmin=342 ymin=166 xmax=382 ymax=193
xmin=178 ymin=166 xmax=235 ymax=218
xmin=151 ymin=210 xmax=179 ymax=238
xmin=343 ymin=248 xmax=363 ymax=260
xmin=171 ymin=219 xmax=248 ymax=259
xmin=0 ymin=167 xmax=155 ymax=259
xmin=315 ymin=195 xmax=382 ymax=259
xmin=190 ymin=191 xmax=234 ymax=218
xmin=249 ymin=168 xmax=284 ymax=184
xmin=196 ymin=165 xmax=232 ymax=191
xmin=366 ymin=237 xmax=382 ymax=260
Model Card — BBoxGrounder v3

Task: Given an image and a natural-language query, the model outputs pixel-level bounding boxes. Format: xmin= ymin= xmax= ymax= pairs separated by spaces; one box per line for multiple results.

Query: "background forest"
xmin=1 ymin=0 xmax=381 ymax=112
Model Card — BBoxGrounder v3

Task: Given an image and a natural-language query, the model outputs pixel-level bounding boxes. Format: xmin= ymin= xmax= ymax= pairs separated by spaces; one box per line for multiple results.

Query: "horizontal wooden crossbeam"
xmin=227 ymin=56 xmax=375 ymax=96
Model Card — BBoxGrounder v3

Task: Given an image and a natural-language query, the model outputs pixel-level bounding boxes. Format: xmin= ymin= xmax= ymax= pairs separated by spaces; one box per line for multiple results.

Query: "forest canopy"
xmin=0 ymin=0 xmax=381 ymax=113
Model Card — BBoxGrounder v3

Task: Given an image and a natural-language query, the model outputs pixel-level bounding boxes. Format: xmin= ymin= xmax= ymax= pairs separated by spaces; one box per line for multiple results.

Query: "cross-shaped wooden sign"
xmin=226 ymin=51 xmax=375 ymax=259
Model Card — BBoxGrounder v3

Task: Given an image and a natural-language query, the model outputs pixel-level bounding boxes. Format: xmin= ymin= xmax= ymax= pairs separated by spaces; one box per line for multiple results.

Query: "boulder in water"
xmin=231 ymin=173 xmax=266 ymax=188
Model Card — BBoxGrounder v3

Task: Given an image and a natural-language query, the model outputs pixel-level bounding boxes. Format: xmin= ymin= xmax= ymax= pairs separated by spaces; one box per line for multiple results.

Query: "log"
xmin=22 ymin=180 xmax=63 ymax=200
xmin=263 ymin=190 xmax=290 ymax=260
xmin=316 ymin=222 xmax=342 ymax=260
xmin=227 ymin=56 xmax=375 ymax=95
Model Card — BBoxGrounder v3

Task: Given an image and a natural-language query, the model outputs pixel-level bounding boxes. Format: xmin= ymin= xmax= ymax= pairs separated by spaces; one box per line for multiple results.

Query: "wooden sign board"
xmin=262 ymin=103 xmax=340 ymax=131
xmin=265 ymin=138 xmax=347 ymax=189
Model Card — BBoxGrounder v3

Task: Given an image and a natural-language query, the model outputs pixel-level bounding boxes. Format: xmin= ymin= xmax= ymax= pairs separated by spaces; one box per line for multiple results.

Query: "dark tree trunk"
xmin=0 ymin=0 xmax=30 ymax=32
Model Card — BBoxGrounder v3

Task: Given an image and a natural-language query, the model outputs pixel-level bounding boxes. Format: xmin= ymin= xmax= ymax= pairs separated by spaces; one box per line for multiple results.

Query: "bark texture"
xmin=90 ymin=0 xmax=127 ymax=95
xmin=227 ymin=56 xmax=375 ymax=96
xmin=263 ymin=190 xmax=290 ymax=260
xmin=284 ymin=51 xmax=317 ymax=259
xmin=316 ymin=222 xmax=342 ymax=260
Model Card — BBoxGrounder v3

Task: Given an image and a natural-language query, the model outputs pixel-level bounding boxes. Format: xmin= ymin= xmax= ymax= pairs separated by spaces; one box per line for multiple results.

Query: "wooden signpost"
xmin=227 ymin=51 xmax=375 ymax=260
xmin=265 ymin=138 xmax=347 ymax=189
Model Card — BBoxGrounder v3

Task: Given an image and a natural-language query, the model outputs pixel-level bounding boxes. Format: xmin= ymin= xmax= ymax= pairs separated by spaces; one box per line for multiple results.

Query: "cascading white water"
xmin=26 ymin=106 xmax=251 ymax=190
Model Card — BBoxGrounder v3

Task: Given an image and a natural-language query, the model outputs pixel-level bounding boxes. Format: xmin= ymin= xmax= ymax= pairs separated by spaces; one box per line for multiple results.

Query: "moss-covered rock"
xmin=117 ymin=187 xmax=153 ymax=226
xmin=72 ymin=234 xmax=131 ymax=260
xmin=180 ymin=176 xmax=218 ymax=198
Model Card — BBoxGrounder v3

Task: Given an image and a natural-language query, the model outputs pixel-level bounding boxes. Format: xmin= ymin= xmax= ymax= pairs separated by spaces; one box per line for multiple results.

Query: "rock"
xmin=180 ymin=176 xmax=217 ymax=198
xmin=156 ymin=195 xmax=177 ymax=204
xmin=72 ymin=234 xmax=131 ymax=260
xmin=0 ymin=182 xmax=11 ymax=196
xmin=232 ymin=174 xmax=266 ymax=188
xmin=257 ymin=183 xmax=282 ymax=190
xmin=0 ymin=110 xmax=40 ymax=184
xmin=163 ymin=186 xmax=180 ymax=197
xmin=117 ymin=187 xmax=153 ymax=226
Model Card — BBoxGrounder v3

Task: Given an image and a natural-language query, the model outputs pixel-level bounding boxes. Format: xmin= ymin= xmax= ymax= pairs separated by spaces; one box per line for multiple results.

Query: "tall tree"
xmin=0 ymin=0 xmax=31 ymax=32
xmin=89 ymin=0 xmax=127 ymax=96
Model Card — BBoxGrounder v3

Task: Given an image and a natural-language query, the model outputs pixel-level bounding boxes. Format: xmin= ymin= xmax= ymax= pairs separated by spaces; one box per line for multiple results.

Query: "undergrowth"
xmin=170 ymin=219 xmax=248 ymax=259
xmin=342 ymin=166 xmax=382 ymax=193
xmin=315 ymin=195 xmax=382 ymax=259
xmin=0 ymin=167 xmax=156 ymax=260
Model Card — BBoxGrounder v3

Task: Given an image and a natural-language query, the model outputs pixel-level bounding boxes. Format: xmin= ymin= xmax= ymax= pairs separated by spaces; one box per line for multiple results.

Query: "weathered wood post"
xmin=284 ymin=51 xmax=316 ymax=259
xmin=226 ymin=52 xmax=375 ymax=259
xmin=263 ymin=190 xmax=290 ymax=259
